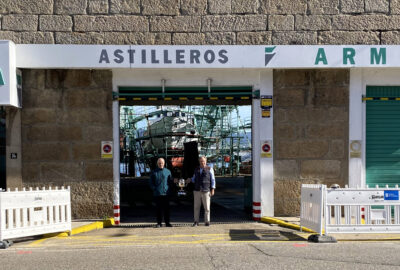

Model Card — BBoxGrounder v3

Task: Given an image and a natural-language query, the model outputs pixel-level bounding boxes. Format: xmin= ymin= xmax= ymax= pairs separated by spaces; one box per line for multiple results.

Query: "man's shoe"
xmin=156 ymin=224 xmax=162 ymax=228
xmin=205 ymin=222 xmax=210 ymax=226
xmin=166 ymin=223 xmax=173 ymax=227
xmin=192 ymin=222 xmax=198 ymax=227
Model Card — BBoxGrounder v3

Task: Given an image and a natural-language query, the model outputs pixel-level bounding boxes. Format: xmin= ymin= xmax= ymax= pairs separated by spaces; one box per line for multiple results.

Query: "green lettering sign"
xmin=0 ymin=68 xmax=4 ymax=85
xmin=343 ymin=48 xmax=355 ymax=65
xmin=315 ymin=48 xmax=328 ymax=65
xmin=371 ymin=48 xmax=386 ymax=65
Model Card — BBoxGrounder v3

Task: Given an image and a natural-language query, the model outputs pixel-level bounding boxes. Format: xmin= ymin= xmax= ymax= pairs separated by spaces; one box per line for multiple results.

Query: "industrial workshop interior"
xmin=118 ymin=86 xmax=253 ymax=225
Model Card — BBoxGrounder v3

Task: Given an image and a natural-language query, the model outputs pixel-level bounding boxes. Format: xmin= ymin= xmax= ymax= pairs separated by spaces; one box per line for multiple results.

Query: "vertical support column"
xmin=349 ymin=69 xmax=364 ymax=188
xmin=252 ymin=70 xmax=274 ymax=219
xmin=6 ymin=107 xmax=22 ymax=189
xmin=112 ymin=99 xmax=120 ymax=225
xmin=252 ymin=99 xmax=261 ymax=220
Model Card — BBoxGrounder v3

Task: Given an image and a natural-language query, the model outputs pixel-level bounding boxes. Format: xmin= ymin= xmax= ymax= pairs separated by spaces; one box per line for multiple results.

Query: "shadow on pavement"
xmin=229 ymin=229 xmax=307 ymax=241
xmin=121 ymin=176 xmax=253 ymax=226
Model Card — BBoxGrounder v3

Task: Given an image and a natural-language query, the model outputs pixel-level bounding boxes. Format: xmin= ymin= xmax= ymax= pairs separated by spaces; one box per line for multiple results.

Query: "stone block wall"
xmin=21 ymin=69 xmax=113 ymax=218
xmin=273 ymin=69 xmax=349 ymax=216
xmin=1 ymin=0 xmax=400 ymax=45
xmin=0 ymin=1 xmax=388 ymax=217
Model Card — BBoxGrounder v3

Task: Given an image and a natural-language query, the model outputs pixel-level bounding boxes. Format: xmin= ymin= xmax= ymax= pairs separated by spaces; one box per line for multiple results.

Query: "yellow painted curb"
xmin=261 ymin=217 xmax=317 ymax=233
xmin=43 ymin=218 xmax=115 ymax=238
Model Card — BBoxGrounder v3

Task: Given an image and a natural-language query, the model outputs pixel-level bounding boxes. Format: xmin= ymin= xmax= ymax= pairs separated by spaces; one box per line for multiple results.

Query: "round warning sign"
xmin=262 ymin=143 xmax=271 ymax=153
xmin=101 ymin=141 xmax=113 ymax=159
xmin=103 ymin=144 xmax=112 ymax=153
xmin=261 ymin=141 xmax=272 ymax=158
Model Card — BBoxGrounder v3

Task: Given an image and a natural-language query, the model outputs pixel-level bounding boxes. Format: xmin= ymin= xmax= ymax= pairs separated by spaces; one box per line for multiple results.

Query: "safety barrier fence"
xmin=300 ymin=184 xmax=325 ymax=235
xmin=301 ymin=184 xmax=400 ymax=235
xmin=0 ymin=187 xmax=71 ymax=241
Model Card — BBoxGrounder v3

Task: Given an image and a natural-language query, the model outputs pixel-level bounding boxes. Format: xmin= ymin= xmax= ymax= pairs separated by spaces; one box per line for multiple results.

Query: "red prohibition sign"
xmin=262 ymin=143 xmax=270 ymax=153
xmin=103 ymin=144 xmax=112 ymax=153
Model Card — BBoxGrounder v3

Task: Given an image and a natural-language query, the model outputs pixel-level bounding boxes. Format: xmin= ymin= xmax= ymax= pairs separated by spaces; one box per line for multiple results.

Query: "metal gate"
xmin=365 ymin=86 xmax=400 ymax=188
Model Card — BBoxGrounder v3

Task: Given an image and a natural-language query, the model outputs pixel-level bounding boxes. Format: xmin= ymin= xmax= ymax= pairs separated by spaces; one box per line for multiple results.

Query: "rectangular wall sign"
xmin=14 ymin=45 xmax=400 ymax=69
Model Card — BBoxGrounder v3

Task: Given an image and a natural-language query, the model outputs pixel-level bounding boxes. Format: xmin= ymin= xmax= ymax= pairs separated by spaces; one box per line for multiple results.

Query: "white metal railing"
xmin=0 ymin=186 xmax=71 ymax=241
xmin=301 ymin=184 xmax=400 ymax=234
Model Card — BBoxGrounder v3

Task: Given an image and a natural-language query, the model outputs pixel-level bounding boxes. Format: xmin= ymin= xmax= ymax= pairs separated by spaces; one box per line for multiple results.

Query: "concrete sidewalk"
xmin=72 ymin=219 xmax=102 ymax=229
xmin=67 ymin=216 xmax=400 ymax=242
xmin=31 ymin=216 xmax=400 ymax=245
xmin=23 ymin=221 xmax=304 ymax=249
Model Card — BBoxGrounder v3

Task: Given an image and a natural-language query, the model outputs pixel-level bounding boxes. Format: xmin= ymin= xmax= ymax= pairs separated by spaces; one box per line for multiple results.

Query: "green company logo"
xmin=314 ymin=47 xmax=387 ymax=66
xmin=0 ymin=68 xmax=5 ymax=86
xmin=265 ymin=46 xmax=276 ymax=66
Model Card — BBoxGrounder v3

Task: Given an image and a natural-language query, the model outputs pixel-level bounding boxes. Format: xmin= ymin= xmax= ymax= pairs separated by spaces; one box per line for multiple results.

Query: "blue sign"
xmin=384 ymin=190 xmax=399 ymax=200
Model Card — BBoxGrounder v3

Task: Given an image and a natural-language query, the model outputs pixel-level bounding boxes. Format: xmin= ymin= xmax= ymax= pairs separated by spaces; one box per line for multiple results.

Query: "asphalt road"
xmin=2 ymin=223 xmax=400 ymax=270
xmin=2 ymin=240 xmax=400 ymax=269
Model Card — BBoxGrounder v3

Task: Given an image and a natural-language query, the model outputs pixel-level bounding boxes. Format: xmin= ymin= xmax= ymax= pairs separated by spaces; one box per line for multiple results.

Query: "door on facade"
xmin=0 ymin=108 xmax=5 ymax=190
xmin=366 ymin=86 xmax=400 ymax=187
xmin=117 ymin=86 xmax=254 ymax=223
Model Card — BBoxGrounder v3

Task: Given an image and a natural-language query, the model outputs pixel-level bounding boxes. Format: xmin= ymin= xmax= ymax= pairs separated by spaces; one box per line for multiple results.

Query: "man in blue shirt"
xmin=187 ymin=156 xmax=216 ymax=226
xmin=149 ymin=158 xmax=173 ymax=228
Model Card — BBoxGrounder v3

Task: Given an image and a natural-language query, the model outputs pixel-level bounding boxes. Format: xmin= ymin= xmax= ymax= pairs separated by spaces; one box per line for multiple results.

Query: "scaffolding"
xmin=120 ymin=105 xmax=252 ymax=177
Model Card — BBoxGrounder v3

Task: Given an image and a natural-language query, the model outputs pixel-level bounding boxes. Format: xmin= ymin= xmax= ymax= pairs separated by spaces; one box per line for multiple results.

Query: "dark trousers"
xmin=155 ymin=195 xmax=170 ymax=225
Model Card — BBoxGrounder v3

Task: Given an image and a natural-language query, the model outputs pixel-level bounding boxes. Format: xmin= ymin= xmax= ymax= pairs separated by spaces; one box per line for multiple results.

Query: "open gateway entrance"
xmin=118 ymin=86 xmax=254 ymax=225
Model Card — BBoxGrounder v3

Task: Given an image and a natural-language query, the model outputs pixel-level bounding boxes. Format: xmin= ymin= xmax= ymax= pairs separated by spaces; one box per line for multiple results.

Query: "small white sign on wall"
xmin=261 ymin=140 xmax=272 ymax=158
xmin=101 ymin=141 xmax=113 ymax=159
xmin=350 ymin=140 xmax=362 ymax=158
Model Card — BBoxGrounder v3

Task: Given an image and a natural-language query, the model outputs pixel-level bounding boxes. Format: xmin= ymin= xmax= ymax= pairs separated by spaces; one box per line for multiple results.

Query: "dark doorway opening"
xmin=119 ymin=103 xmax=252 ymax=224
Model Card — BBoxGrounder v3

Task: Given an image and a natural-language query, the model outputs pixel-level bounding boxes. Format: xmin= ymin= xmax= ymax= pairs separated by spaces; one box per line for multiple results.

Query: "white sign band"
xmin=14 ymin=44 xmax=395 ymax=69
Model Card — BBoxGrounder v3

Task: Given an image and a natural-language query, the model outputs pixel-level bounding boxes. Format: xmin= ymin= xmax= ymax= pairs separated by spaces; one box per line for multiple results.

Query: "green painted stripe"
xmin=265 ymin=46 xmax=276 ymax=53
xmin=365 ymin=97 xmax=400 ymax=100
xmin=116 ymin=86 xmax=255 ymax=102
xmin=119 ymin=86 xmax=252 ymax=92
xmin=367 ymin=86 xmax=400 ymax=97
xmin=0 ymin=68 xmax=4 ymax=85
xmin=16 ymin=74 xmax=22 ymax=85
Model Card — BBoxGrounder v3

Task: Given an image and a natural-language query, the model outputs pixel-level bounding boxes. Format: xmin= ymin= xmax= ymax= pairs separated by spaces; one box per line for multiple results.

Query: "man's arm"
xmin=167 ymin=170 xmax=173 ymax=185
xmin=210 ymin=167 xmax=216 ymax=189
xmin=210 ymin=167 xmax=216 ymax=196
xmin=186 ymin=172 xmax=195 ymax=184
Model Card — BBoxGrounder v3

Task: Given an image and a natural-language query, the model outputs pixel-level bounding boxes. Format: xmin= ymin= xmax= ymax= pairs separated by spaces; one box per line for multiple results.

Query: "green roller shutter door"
xmin=366 ymin=86 xmax=400 ymax=188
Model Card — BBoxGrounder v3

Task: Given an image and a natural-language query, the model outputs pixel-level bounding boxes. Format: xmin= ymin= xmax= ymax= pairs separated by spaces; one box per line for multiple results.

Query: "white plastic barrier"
xmin=0 ymin=186 xmax=71 ymax=241
xmin=300 ymin=184 xmax=325 ymax=235
xmin=326 ymin=185 xmax=400 ymax=233
xmin=301 ymin=184 xmax=400 ymax=234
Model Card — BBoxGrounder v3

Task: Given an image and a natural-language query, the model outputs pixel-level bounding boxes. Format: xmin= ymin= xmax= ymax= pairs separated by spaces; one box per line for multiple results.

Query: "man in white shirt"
xmin=187 ymin=156 xmax=216 ymax=226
